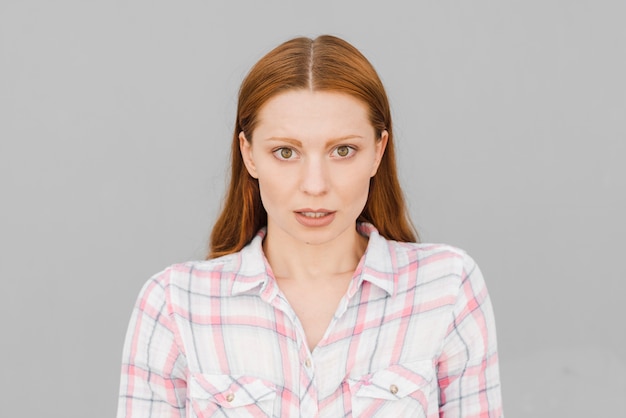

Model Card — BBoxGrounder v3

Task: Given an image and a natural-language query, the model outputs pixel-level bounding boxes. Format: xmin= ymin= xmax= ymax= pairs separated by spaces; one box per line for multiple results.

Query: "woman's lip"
xmin=295 ymin=210 xmax=334 ymax=217
xmin=294 ymin=210 xmax=336 ymax=227
xmin=294 ymin=208 xmax=334 ymax=215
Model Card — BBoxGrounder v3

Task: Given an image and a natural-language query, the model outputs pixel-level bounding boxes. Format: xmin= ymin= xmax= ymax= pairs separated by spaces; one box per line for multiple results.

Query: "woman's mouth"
xmin=294 ymin=210 xmax=336 ymax=227
xmin=299 ymin=211 xmax=331 ymax=218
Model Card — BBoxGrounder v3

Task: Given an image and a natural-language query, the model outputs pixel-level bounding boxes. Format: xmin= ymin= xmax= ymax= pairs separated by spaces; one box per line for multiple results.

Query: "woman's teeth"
xmin=300 ymin=212 xmax=329 ymax=218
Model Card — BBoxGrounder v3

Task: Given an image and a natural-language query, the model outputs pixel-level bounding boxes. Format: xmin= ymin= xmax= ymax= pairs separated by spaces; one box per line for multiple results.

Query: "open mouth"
xmin=298 ymin=211 xmax=332 ymax=218
xmin=294 ymin=210 xmax=336 ymax=227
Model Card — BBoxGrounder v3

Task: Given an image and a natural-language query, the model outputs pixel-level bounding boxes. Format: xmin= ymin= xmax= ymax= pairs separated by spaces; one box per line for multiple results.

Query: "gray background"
xmin=1 ymin=1 xmax=624 ymax=417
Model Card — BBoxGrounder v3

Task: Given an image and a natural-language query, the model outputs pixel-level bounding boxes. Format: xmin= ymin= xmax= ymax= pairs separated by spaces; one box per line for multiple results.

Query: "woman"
xmin=117 ymin=35 xmax=503 ymax=417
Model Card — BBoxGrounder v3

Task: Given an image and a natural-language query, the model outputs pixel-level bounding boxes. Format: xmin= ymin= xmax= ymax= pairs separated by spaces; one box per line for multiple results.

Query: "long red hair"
xmin=209 ymin=35 xmax=417 ymax=259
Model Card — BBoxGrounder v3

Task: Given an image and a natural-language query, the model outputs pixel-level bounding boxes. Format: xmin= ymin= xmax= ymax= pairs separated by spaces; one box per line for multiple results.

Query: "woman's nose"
xmin=299 ymin=157 xmax=329 ymax=196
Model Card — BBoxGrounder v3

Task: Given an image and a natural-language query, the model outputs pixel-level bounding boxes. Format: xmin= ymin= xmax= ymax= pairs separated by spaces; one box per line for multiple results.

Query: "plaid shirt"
xmin=117 ymin=223 xmax=502 ymax=417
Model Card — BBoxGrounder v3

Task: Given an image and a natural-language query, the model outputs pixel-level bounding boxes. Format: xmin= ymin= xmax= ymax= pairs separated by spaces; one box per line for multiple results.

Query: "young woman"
xmin=117 ymin=35 xmax=503 ymax=417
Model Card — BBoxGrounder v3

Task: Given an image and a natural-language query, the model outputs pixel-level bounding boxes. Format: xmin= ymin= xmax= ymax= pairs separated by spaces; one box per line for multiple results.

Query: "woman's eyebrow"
xmin=326 ymin=135 xmax=365 ymax=146
xmin=264 ymin=135 xmax=365 ymax=147
xmin=265 ymin=137 xmax=303 ymax=146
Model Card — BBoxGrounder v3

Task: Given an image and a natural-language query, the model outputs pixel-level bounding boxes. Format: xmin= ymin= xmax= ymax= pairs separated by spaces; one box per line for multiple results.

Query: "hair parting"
xmin=209 ymin=35 xmax=417 ymax=259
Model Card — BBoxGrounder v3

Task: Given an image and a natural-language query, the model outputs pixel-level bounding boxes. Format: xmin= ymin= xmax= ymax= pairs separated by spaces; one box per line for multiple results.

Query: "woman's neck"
xmin=262 ymin=224 xmax=368 ymax=282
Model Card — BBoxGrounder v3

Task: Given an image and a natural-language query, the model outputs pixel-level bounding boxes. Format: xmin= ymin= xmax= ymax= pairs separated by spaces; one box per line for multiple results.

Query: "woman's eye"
xmin=334 ymin=145 xmax=354 ymax=158
xmin=280 ymin=148 xmax=293 ymax=159
xmin=273 ymin=147 xmax=295 ymax=160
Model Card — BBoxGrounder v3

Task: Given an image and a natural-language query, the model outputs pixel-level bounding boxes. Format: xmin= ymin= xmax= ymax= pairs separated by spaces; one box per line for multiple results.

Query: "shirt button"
xmin=304 ymin=358 xmax=312 ymax=368
xmin=226 ymin=393 xmax=235 ymax=402
xmin=389 ymin=384 xmax=399 ymax=395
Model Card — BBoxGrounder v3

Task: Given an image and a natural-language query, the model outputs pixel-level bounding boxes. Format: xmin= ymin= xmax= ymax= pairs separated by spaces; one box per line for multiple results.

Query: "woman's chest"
xmin=176 ymin=285 xmax=453 ymax=417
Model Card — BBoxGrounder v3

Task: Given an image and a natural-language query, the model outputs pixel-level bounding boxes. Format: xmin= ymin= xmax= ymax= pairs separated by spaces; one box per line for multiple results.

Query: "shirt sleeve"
xmin=117 ymin=271 xmax=188 ymax=417
xmin=437 ymin=254 xmax=503 ymax=417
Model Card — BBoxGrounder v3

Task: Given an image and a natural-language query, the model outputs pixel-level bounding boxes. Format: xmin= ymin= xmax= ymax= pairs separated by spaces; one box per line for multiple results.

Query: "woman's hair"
xmin=208 ymin=35 xmax=417 ymax=259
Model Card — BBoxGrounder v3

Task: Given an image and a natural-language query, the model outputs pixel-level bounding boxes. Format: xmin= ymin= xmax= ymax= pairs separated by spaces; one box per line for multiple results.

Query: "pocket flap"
xmin=348 ymin=359 xmax=434 ymax=400
xmin=190 ymin=373 xmax=276 ymax=408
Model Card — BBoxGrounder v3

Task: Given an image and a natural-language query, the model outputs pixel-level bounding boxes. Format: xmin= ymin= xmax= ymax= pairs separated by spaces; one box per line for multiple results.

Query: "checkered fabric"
xmin=117 ymin=223 xmax=503 ymax=417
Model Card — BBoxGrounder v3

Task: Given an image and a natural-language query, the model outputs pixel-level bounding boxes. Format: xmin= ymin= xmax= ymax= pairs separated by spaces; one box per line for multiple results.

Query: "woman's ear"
xmin=239 ymin=131 xmax=258 ymax=179
xmin=371 ymin=130 xmax=389 ymax=177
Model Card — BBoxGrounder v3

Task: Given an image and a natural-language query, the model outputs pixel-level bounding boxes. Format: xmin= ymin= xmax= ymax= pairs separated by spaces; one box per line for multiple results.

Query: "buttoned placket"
xmin=268 ymin=290 xmax=320 ymax=417
xmin=256 ymin=245 xmax=375 ymax=418
xmin=297 ymin=282 xmax=361 ymax=418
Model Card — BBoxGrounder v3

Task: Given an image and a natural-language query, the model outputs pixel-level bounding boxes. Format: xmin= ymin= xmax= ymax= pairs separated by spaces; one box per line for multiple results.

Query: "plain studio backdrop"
xmin=1 ymin=1 xmax=624 ymax=417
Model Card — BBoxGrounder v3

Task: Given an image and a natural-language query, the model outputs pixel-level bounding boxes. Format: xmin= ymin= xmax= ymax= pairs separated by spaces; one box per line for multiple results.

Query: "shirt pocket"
xmin=188 ymin=373 xmax=277 ymax=418
xmin=347 ymin=359 xmax=434 ymax=417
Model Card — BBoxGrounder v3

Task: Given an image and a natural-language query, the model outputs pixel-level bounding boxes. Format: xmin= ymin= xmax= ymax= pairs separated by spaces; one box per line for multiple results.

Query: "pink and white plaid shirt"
xmin=117 ymin=223 xmax=502 ymax=417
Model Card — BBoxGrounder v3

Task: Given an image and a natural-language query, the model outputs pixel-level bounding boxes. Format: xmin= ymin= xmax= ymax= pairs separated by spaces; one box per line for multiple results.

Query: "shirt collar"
xmin=229 ymin=228 xmax=275 ymax=297
xmin=230 ymin=223 xmax=397 ymax=297
xmin=354 ymin=222 xmax=397 ymax=296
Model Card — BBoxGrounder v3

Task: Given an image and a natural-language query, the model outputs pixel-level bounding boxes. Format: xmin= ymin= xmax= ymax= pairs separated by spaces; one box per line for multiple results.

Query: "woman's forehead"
xmin=253 ymin=90 xmax=374 ymax=141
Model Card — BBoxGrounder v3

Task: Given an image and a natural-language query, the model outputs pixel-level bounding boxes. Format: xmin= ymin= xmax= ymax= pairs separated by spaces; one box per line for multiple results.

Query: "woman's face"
xmin=240 ymin=90 xmax=387 ymax=247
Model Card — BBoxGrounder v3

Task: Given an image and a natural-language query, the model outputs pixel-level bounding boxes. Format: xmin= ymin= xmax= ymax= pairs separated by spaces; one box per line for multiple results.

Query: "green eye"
xmin=336 ymin=146 xmax=350 ymax=157
xmin=280 ymin=148 xmax=293 ymax=159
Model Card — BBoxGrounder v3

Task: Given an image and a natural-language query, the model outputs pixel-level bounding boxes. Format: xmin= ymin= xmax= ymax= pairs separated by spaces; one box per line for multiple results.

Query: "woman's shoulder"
xmin=375 ymin=239 xmax=490 ymax=313
xmin=135 ymin=252 xmax=243 ymax=302
xmin=394 ymin=240 xmax=468 ymax=257
xmin=361 ymin=223 xmax=479 ymax=281
xmin=385 ymin=239 xmax=481 ymax=286
xmin=390 ymin=239 xmax=475 ymax=265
